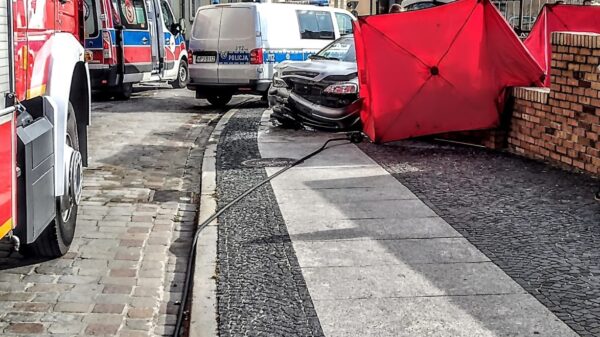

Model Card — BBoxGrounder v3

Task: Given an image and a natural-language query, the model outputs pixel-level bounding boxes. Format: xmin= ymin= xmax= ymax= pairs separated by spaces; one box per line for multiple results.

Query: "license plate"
xmin=196 ymin=55 xmax=216 ymax=63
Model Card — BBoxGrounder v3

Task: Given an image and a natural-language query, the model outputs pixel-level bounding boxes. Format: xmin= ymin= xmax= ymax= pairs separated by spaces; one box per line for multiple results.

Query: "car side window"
xmin=296 ymin=10 xmax=335 ymax=40
xmin=161 ymin=0 xmax=175 ymax=29
xmin=335 ymin=13 xmax=353 ymax=36
xmin=117 ymin=0 xmax=148 ymax=29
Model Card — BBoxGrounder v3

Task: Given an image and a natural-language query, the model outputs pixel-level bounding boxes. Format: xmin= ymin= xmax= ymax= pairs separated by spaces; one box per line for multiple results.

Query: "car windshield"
xmin=405 ymin=2 xmax=437 ymax=10
xmin=314 ymin=37 xmax=356 ymax=62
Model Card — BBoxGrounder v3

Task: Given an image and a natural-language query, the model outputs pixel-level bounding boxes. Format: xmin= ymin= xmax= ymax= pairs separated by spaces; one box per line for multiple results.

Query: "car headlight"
xmin=323 ymin=82 xmax=358 ymax=95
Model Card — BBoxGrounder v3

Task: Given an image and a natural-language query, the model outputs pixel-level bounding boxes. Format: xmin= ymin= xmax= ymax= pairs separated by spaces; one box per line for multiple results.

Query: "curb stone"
xmin=189 ymin=109 xmax=238 ymax=337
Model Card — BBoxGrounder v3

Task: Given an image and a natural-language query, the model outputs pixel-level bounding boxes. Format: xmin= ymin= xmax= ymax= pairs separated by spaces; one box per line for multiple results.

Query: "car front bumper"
xmin=268 ymin=85 xmax=361 ymax=131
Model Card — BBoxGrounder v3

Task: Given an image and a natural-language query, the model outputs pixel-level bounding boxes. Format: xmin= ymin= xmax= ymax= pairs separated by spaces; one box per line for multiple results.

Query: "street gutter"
xmin=188 ymin=109 xmax=237 ymax=337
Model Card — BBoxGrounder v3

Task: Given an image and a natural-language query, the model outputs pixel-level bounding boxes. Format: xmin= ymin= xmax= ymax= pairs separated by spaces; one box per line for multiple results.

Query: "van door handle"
xmin=142 ymin=37 xmax=149 ymax=44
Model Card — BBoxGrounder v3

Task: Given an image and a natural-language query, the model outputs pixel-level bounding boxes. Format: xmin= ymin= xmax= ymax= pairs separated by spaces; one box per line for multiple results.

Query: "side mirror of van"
xmin=170 ymin=23 xmax=183 ymax=35
xmin=179 ymin=18 xmax=187 ymax=33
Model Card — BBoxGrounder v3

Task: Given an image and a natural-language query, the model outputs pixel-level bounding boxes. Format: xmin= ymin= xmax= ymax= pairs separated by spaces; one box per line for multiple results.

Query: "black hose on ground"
xmin=173 ymin=130 xmax=365 ymax=336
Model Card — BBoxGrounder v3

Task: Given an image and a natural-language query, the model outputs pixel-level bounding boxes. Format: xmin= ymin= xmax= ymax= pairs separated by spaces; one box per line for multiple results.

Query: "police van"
xmin=187 ymin=2 xmax=355 ymax=107
xmin=84 ymin=0 xmax=189 ymax=99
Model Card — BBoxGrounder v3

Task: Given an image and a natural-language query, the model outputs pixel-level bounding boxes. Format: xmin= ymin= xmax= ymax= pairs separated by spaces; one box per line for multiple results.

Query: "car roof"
xmin=400 ymin=0 xmax=454 ymax=8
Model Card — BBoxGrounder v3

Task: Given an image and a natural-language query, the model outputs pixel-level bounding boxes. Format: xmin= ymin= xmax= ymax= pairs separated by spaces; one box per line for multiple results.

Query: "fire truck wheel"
xmin=206 ymin=93 xmax=233 ymax=108
xmin=170 ymin=61 xmax=189 ymax=89
xmin=22 ymin=104 xmax=80 ymax=258
xmin=115 ymin=83 xmax=133 ymax=100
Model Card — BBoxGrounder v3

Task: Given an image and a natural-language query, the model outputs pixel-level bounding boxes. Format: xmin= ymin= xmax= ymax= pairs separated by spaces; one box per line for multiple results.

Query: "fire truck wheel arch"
xmin=44 ymin=33 xmax=91 ymax=197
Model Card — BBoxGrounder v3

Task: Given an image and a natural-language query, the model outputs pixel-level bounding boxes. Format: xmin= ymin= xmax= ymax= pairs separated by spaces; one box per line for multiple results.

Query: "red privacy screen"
xmin=524 ymin=4 xmax=600 ymax=87
xmin=353 ymin=0 xmax=544 ymax=143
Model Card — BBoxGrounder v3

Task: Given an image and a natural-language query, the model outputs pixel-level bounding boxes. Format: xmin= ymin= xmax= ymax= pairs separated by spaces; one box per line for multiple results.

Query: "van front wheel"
xmin=170 ymin=62 xmax=189 ymax=89
xmin=206 ymin=93 xmax=232 ymax=108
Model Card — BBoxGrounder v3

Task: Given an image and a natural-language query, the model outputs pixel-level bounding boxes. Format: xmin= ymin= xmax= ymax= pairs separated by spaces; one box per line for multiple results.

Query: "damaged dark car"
xmin=268 ymin=35 xmax=361 ymax=131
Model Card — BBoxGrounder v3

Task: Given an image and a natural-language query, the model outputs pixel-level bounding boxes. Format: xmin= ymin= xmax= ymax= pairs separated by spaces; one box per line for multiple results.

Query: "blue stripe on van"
xmin=85 ymin=29 xmax=117 ymax=50
xmin=219 ymin=52 xmax=251 ymax=64
xmin=263 ymin=50 xmax=317 ymax=63
xmin=122 ymin=30 xmax=151 ymax=46
xmin=216 ymin=49 xmax=318 ymax=65
xmin=85 ymin=35 xmax=103 ymax=49
xmin=163 ymin=32 xmax=186 ymax=44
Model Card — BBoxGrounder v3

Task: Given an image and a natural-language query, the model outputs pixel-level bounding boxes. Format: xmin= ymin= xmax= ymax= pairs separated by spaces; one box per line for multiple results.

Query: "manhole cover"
xmin=242 ymin=158 xmax=297 ymax=168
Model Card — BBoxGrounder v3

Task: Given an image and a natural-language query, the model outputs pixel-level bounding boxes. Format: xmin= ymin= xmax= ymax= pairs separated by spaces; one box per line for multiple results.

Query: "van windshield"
xmin=314 ymin=36 xmax=356 ymax=62
xmin=84 ymin=0 xmax=98 ymax=37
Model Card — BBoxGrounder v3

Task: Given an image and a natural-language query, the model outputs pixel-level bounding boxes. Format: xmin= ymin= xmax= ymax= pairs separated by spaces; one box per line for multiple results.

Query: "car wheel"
xmin=21 ymin=104 xmax=81 ymax=258
xmin=206 ymin=93 xmax=233 ymax=108
xmin=115 ymin=83 xmax=133 ymax=100
xmin=170 ymin=61 xmax=189 ymax=89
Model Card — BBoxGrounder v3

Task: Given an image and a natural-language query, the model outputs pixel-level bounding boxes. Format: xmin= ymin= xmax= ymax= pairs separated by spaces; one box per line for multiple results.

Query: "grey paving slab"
xmin=303 ymin=263 xmax=525 ymax=300
xmin=266 ymin=166 xmax=398 ymax=190
xmin=293 ymin=238 xmax=490 ymax=268
xmin=314 ymin=295 xmax=579 ymax=337
xmin=273 ymin=186 xmax=418 ymax=204
xmin=260 ymin=142 xmax=379 ymax=167
xmin=285 ymin=217 xmax=462 ymax=241
xmin=278 ymin=199 xmax=439 ymax=223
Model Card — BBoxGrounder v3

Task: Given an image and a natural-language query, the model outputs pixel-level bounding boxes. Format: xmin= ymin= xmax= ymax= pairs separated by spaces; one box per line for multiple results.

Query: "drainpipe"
xmin=518 ymin=0 xmax=524 ymax=33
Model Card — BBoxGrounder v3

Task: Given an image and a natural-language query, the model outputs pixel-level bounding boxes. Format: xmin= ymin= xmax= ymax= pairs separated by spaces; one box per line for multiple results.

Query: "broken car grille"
xmin=286 ymin=78 xmax=357 ymax=109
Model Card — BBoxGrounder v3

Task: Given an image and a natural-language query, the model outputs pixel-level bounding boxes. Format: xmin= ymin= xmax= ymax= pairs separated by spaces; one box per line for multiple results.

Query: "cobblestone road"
xmin=216 ymin=108 xmax=324 ymax=337
xmin=360 ymin=140 xmax=600 ymax=337
xmin=0 ymin=84 xmax=220 ymax=336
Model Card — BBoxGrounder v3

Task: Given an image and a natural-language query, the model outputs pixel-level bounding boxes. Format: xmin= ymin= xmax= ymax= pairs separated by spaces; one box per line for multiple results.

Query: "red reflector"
xmin=102 ymin=31 xmax=112 ymax=59
xmin=101 ymin=80 xmax=108 ymax=84
xmin=188 ymin=50 xmax=193 ymax=64
xmin=250 ymin=48 xmax=263 ymax=65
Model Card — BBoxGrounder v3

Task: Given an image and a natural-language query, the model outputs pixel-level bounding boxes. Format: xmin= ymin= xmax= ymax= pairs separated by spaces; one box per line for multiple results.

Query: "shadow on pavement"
xmin=285 ymin=138 xmax=600 ymax=336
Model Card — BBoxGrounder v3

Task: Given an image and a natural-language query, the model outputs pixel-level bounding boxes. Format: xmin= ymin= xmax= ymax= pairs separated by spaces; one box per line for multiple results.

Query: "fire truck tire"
xmin=206 ymin=93 xmax=232 ymax=108
xmin=115 ymin=83 xmax=133 ymax=100
xmin=22 ymin=105 xmax=80 ymax=258
xmin=170 ymin=62 xmax=189 ymax=89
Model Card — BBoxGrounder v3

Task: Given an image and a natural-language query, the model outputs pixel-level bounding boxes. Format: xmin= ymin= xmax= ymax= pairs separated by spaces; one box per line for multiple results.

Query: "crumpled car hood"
xmin=276 ymin=60 xmax=357 ymax=82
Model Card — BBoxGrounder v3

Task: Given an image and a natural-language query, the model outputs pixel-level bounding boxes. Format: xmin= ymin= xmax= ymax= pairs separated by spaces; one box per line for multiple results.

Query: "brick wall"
xmin=507 ymin=32 xmax=600 ymax=176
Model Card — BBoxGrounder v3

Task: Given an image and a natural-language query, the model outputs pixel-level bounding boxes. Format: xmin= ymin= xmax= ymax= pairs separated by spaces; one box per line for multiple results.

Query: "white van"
xmin=187 ymin=3 xmax=356 ymax=107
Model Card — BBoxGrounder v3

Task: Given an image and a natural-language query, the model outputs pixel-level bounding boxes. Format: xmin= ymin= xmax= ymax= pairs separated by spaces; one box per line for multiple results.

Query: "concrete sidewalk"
xmin=257 ymin=111 xmax=578 ymax=337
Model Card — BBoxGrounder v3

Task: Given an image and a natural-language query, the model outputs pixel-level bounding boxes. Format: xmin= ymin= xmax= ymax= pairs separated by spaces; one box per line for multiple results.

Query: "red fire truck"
xmin=0 ymin=0 xmax=90 ymax=257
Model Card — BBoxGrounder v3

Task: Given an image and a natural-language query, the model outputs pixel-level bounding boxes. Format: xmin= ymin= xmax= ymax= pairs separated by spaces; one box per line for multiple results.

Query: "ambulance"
xmin=84 ymin=0 xmax=189 ymax=99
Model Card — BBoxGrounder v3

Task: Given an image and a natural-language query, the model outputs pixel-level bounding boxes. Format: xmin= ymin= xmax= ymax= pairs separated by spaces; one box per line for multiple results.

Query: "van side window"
xmin=296 ymin=10 xmax=334 ymax=40
xmin=335 ymin=13 xmax=353 ymax=36
xmin=161 ymin=0 xmax=175 ymax=29
xmin=116 ymin=0 xmax=148 ymax=29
